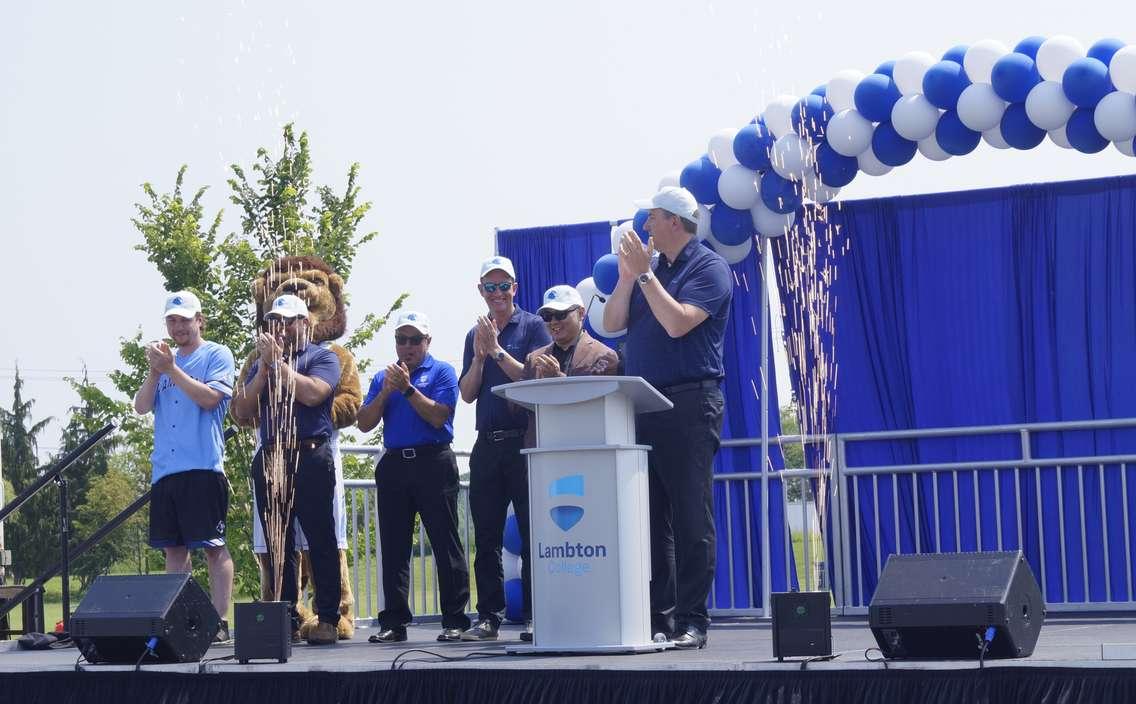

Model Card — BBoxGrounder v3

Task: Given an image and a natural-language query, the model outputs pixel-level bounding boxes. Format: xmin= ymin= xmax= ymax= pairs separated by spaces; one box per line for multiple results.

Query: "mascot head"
xmin=253 ymin=255 xmax=347 ymax=342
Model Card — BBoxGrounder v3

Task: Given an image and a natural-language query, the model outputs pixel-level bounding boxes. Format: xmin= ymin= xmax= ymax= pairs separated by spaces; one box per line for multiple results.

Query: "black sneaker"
xmin=368 ymin=628 xmax=408 ymax=644
xmin=213 ymin=619 xmax=232 ymax=645
xmin=437 ymin=627 xmax=463 ymax=642
xmin=459 ymin=618 xmax=499 ymax=641
xmin=520 ymin=620 xmax=533 ymax=642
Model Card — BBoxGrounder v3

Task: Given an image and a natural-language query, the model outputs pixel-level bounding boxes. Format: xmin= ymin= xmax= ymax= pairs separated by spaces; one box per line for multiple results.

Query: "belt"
xmin=659 ymin=379 xmax=720 ymax=396
xmin=479 ymin=428 xmax=525 ymax=442
xmin=389 ymin=443 xmax=451 ymax=460
xmin=298 ymin=435 xmax=329 ymax=451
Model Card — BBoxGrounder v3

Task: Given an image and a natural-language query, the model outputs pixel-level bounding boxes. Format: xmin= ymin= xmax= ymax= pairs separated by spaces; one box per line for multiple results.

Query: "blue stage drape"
xmin=772 ymin=174 xmax=1136 ymax=607
xmin=497 ymin=223 xmax=791 ymax=610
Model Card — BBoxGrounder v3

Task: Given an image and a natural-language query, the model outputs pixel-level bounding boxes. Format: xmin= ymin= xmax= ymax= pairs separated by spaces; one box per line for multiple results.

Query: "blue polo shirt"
xmin=624 ymin=237 xmax=733 ymax=389
xmin=247 ymin=343 xmax=340 ymax=445
xmin=363 ymin=354 xmax=458 ymax=448
xmin=151 ymin=341 xmax=235 ymax=483
xmin=460 ymin=307 xmax=551 ymax=431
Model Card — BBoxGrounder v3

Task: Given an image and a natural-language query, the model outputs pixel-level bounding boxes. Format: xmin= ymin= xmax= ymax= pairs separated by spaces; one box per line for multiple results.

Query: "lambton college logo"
xmin=548 ymin=474 xmax=584 ymax=531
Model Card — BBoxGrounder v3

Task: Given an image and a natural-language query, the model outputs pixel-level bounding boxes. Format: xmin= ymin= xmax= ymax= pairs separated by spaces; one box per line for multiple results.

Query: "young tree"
xmin=87 ymin=124 xmax=403 ymax=596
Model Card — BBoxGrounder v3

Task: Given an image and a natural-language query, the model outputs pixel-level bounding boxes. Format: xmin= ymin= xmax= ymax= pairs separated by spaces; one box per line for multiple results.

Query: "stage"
xmin=4 ymin=615 xmax=1136 ymax=703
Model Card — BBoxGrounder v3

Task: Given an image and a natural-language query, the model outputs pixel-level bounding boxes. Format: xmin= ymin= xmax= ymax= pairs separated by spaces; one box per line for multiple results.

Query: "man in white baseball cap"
xmin=633 ymin=186 xmax=700 ymax=232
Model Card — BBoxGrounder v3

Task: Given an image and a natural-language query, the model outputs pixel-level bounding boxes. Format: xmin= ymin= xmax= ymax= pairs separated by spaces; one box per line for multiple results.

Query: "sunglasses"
xmin=480 ymin=281 xmax=514 ymax=293
xmin=395 ymin=334 xmax=426 ymax=346
xmin=266 ymin=316 xmax=301 ymax=326
xmin=539 ymin=308 xmax=577 ymax=323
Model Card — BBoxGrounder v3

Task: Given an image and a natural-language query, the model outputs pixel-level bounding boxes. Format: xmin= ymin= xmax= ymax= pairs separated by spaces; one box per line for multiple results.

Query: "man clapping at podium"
xmin=524 ymin=285 xmax=620 ymax=382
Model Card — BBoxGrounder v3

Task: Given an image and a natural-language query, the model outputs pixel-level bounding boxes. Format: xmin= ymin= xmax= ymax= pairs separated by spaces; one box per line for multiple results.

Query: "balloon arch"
xmin=583 ymin=35 xmax=1136 ymax=332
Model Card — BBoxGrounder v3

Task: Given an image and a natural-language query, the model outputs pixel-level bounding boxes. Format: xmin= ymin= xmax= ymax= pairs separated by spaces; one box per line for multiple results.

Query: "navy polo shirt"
xmin=247 ymin=343 xmax=340 ymax=445
xmin=624 ymin=237 xmax=733 ymax=389
xmin=460 ymin=307 xmax=551 ymax=432
xmin=363 ymin=354 xmax=457 ymax=449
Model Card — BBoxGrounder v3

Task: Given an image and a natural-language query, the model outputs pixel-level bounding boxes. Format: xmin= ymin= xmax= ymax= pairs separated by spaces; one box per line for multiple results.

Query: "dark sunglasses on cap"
xmin=395 ymin=334 xmax=426 ymax=346
xmin=539 ymin=308 xmax=577 ymax=323
xmin=480 ymin=281 xmax=514 ymax=293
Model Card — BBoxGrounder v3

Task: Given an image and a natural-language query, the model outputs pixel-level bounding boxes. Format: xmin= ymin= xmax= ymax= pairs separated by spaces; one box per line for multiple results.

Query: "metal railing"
xmin=339 ymin=417 xmax=1136 ymax=623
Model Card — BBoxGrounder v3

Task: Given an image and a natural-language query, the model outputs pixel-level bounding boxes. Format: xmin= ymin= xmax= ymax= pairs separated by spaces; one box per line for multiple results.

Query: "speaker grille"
xmin=877 ymin=607 xmax=893 ymax=626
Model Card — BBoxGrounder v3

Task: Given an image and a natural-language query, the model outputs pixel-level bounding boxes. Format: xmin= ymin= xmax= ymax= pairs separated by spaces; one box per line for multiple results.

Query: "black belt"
xmin=479 ymin=428 xmax=525 ymax=442
xmin=298 ymin=435 xmax=329 ymax=451
xmin=659 ymin=379 xmax=720 ymax=396
xmin=388 ymin=443 xmax=451 ymax=460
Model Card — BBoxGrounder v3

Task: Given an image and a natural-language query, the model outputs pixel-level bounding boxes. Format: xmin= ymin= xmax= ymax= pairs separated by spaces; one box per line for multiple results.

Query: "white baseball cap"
xmin=267 ymin=294 xmax=309 ymax=319
xmin=538 ymin=285 xmax=584 ymax=313
xmin=479 ymin=255 xmax=516 ymax=280
xmin=634 ymin=186 xmax=700 ymax=224
xmin=163 ymin=290 xmax=202 ymax=319
xmin=394 ymin=310 xmax=431 ymax=336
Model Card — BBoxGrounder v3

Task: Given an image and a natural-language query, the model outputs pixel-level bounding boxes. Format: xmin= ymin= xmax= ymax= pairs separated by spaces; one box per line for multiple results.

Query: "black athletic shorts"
xmin=149 ymin=470 xmax=229 ymax=549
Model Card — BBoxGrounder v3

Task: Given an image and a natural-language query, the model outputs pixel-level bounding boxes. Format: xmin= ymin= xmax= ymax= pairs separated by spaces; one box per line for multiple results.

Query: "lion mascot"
xmin=239 ymin=254 xmax=361 ymax=640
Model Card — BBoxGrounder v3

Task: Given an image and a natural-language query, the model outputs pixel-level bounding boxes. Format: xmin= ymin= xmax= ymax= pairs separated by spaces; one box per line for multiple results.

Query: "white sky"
xmin=2 ymin=1 xmax=1133 ymax=458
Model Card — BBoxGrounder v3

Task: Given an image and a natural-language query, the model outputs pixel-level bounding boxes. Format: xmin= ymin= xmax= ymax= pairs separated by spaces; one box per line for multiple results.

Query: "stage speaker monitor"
xmin=771 ymin=591 xmax=832 ymax=660
xmin=72 ymin=574 xmax=220 ymax=664
xmin=869 ymin=551 xmax=1044 ymax=659
xmin=234 ymin=601 xmax=291 ymax=664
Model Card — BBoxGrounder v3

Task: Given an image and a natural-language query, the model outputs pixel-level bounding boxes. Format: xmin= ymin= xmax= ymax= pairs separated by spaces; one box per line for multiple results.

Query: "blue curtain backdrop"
xmin=497 ymin=223 xmax=793 ymax=610
xmin=772 ymin=174 xmax=1136 ymax=607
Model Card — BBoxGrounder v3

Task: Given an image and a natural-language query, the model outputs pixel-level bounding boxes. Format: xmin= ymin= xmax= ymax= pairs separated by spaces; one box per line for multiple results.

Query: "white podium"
xmin=493 ymin=376 xmax=673 ymax=654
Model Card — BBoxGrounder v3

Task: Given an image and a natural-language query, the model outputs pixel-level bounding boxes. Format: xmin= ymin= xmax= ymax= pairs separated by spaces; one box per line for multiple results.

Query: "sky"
xmin=2 ymin=1 xmax=1134 ymax=459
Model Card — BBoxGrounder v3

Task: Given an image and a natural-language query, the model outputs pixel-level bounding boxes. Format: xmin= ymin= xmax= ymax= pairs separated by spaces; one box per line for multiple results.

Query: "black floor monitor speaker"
xmin=771 ymin=591 xmax=832 ymax=660
xmin=234 ymin=601 xmax=292 ymax=664
xmin=869 ymin=551 xmax=1045 ymax=659
xmin=72 ymin=574 xmax=220 ymax=664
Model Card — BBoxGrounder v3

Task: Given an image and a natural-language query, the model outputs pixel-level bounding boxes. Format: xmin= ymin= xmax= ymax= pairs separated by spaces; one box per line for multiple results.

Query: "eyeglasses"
xmin=480 ymin=281 xmax=514 ymax=293
xmin=395 ymin=334 xmax=426 ymax=346
xmin=539 ymin=309 xmax=577 ymax=323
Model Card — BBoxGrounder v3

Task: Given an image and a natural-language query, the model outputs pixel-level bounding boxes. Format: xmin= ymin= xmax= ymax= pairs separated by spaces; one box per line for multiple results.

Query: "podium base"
xmin=505 ymin=642 xmax=674 ymax=655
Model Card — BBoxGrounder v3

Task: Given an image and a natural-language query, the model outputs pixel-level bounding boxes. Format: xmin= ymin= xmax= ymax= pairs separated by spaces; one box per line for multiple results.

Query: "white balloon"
xmin=577 ymin=277 xmax=626 ymax=338
xmin=957 ymin=83 xmax=1007 ymax=131
xmin=891 ymin=95 xmax=941 ymax=140
xmin=717 ymin=164 xmax=760 ymax=210
xmin=751 ymin=200 xmax=795 ymax=237
xmin=764 ymin=95 xmax=801 ymax=138
xmin=771 ymin=134 xmax=812 ymax=180
xmin=982 ymin=127 xmax=1011 ymax=149
xmin=1093 ymin=91 xmax=1136 ymax=142
xmin=657 ymin=170 xmax=681 ymax=190
xmin=695 ymin=204 xmax=712 ymax=241
xmin=1036 ymin=35 xmax=1086 ymax=82
xmin=894 ymin=51 xmax=937 ymax=96
xmin=826 ymin=109 xmax=873 ymax=156
xmin=1025 ymin=81 xmax=1075 ymax=130
xmin=1048 ymin=125 xmax=1072 ymax=149
xmin=826 ymin=69 xmax=866 ymax=113
xmin=708 ymin=128 xmax=739 ymax=168
xmin=1112 ymin=46 xmax=1136 ymax=95
xmin=610 ymin=221 xmax=634 ymax=253
xmin=918 ymin=135 xmax=951 ymax=161
xmin=1116 ymin=138 xmax=1136 ymax=157
xmin=963 ymin=40 xmax=1010 ymax=85
xmin=857 ymin=145 xmax=892 ymax=176
xmin=705 ymin=229 xmax=754 ymax=263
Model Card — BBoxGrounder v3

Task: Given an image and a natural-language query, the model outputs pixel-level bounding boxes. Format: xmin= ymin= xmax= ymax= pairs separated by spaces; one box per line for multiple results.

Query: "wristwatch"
xmin=494 ymin=350 xmax=506 ymax=362
xmin=637 ymin=271 xmax=654 ymax=286
xmin=402 ymin=385 xmax=417 ymax=398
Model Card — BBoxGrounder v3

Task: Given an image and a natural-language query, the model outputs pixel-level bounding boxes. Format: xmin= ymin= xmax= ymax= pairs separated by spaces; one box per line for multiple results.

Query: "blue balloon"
xmin=875 ymin=60 xmax=896 ymax=78
xmin=759 ymin=171 xmax=801 ymax=214
xmin=503 ymin=514 xmax=522 ymax=556
xmin=709 ymin=204 xmax=756 ymax=246
xmin=1087 ymin=38 xmax=1126 ymax=66
xmin=632 ymin=209 xmax=650 ymax=242
xmin=1066 ymin=107 xmax=1109 ymax=153
xmin=854 ymin=73 xmax=902 ymax=122
xmin=1013 ymin=36 xmax=1046 ymax=60
xmin=1000 ymin=103 xmax=1045 ymax=149
xmin=592 ymin=254 xmax=621 ymax=295
xmin=991 ymin=53 xmax=1041 ymax=103
xmin=810 ymin=85 xmax=827 ymax=97
xmin=679 ymin=156 xmax=723 ymax=206
xmin=504 ymin=578 xmax=524 ymax=622
xmin=923 ymin=61 xmax=971 ymax=110
xmin=935 ymin=110 xmax=981 ymax=156
xmin=942 ymin=44 xmax=969 ymax=65
xmin=733 ymin=122 xmax=775 ymax=171
xmin=792 ymin=94 xmax=835 ymax=140
xmin=815 ymin=143 xmax=858 ymax=187
xmin=1062 ymin=57 xmax=1113 ymax=108
xmin=871 ymin=122 xmax=918 ymax=166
